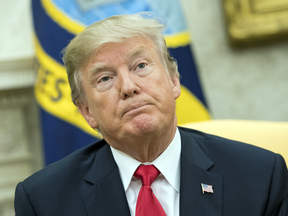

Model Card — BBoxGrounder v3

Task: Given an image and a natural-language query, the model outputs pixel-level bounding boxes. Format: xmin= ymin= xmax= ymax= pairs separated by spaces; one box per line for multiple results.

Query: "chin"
xmin=126 ymin=114 xmax=162 ymax=136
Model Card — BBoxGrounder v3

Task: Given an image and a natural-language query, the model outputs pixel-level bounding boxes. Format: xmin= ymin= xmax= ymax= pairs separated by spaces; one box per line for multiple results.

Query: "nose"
xmin=117 ymin=70 xmax=140 ymax=99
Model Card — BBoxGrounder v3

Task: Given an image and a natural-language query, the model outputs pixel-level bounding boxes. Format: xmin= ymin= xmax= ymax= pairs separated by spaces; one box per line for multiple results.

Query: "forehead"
xmin=80 ymin=36 xmax=164 ymax=80
xmin=93 ymin=36 xmax=157 ymax=62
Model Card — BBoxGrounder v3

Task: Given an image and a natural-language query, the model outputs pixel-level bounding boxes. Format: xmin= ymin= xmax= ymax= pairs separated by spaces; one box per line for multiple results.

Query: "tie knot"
xmin=134 ymin=165 xmax=160 ymax=186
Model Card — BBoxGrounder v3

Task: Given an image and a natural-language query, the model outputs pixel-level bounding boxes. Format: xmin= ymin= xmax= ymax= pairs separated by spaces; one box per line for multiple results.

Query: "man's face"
xmin=78 ymin=36 xmax=181 ymax=150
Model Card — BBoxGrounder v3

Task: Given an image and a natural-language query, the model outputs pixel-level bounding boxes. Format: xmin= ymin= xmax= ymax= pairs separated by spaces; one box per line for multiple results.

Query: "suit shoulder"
xmin=178 ymin=126 xmax=282 ymax=166
xmin=179 ymin=126 xmax=288 ymax=204
xmin=21 ymin=139 xmax=107 ymax=191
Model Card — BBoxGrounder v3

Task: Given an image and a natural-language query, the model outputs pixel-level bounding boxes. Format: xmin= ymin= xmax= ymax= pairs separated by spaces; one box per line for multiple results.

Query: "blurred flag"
xmin=32 ymin=0 xmax=210 ymax=165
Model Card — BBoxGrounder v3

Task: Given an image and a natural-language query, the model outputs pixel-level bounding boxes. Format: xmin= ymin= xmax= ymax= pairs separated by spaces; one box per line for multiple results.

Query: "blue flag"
xmin=32 ymin=0 xmax=210 ymax=165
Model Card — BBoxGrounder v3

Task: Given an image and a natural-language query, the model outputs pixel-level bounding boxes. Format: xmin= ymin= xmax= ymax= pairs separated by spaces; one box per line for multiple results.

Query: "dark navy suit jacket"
xmin=15 ymin=127 xmax=288 ymax=215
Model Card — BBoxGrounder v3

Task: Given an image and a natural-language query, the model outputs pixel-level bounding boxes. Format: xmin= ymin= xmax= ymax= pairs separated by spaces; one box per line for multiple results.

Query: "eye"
xmin=100 ymin=76 xmax=110 ymax=83
xmin=137 ymin=63 xmax=146 ymax=69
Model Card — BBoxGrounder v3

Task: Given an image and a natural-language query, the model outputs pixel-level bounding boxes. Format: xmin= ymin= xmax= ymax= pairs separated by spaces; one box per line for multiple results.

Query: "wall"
xmin=0 ymin=0 xmax=34 ymax=60
xmin=180 ymin=0 xmax=288 ymax=121
xmin=0 ymin=0 xmax=42 ymax=215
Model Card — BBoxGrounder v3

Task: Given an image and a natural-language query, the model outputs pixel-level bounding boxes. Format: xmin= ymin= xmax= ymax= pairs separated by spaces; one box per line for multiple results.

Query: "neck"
xmin=105 ymin=119 xmax=178 ymax=163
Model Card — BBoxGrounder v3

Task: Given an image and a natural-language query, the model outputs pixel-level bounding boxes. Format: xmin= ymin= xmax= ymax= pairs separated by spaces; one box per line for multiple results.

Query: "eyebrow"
xmin=87 ymin=46 xmax=150 ymax=81
xmin=127 ymin=46 xmax=149 ymax=60
xmin=88 ymin=63 xmax=111 ymax=82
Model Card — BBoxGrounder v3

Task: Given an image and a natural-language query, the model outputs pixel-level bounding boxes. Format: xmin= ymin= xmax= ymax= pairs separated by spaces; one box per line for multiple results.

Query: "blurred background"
xmin=0 ymin=0 xmax=288 ymax=215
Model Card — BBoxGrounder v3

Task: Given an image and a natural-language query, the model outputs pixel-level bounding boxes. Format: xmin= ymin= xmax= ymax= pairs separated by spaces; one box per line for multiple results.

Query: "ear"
xmin=171 ymin=75 xmax=181 ymax=100
xmin=77 ymin=102 xmax=98 ymax=129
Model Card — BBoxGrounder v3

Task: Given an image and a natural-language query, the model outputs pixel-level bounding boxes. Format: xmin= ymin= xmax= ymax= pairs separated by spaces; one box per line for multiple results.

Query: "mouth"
xmin=123 ymin=103 xmax=150 ymax=117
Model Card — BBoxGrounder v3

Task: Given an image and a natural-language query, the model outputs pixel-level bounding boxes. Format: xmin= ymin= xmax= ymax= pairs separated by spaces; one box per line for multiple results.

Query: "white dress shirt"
xmin=110 ymin=128 xmax=181 ymax=216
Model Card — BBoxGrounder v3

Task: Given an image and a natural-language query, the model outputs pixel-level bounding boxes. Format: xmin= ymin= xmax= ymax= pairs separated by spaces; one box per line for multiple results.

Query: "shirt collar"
xmin=110 ymin=128 xmax=181 ymax=193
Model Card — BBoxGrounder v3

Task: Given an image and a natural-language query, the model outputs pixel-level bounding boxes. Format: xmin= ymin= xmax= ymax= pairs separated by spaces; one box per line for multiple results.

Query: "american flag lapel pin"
xmin=201 ymin=183 xmax=214 ymax=194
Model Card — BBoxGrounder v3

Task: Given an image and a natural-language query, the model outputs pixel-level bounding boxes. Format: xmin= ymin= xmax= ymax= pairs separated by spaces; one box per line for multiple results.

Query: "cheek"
xmin=92 ymin=94 xmax=118 ymax=119
xmin=144 ymin=77 xmax=172 ymax=99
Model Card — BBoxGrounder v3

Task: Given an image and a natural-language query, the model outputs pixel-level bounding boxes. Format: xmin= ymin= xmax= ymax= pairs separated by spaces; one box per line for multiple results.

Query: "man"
xmin=15 ymin=13 xmax=288 ymax=216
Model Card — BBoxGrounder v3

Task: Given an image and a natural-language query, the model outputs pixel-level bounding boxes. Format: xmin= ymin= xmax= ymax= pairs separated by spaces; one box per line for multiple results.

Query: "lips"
xmin=123 ymin=103 xmax=150 ymax=116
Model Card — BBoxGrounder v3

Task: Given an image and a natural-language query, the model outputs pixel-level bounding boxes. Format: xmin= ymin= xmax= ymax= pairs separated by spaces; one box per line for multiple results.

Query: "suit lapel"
xmin=81 ymin=144 xmax=130 ymax=216
xmin=179 ymin=128 xmax=223 ymax=216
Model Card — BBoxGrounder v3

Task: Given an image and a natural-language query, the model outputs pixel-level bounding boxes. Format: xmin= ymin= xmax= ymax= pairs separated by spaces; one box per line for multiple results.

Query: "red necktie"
xmin=134 ymin=165 xmax=166 ymax=216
